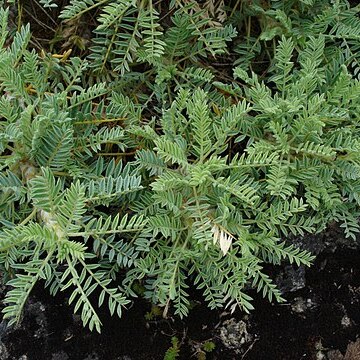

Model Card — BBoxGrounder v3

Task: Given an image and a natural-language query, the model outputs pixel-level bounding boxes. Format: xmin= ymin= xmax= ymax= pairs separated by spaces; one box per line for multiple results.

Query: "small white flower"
xmin=40 ymin=210 xmax=65 ymax=239
xmin=211 ymin=224 xmax=235 ymax=256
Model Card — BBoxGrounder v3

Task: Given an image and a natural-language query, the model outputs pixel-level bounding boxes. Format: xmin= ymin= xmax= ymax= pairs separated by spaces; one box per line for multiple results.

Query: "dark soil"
xmin=0 ymin=227 xmax=359 ymax=360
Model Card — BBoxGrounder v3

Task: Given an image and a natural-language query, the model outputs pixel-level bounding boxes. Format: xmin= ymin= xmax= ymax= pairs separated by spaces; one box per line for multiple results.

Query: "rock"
xmin=218 ymin=319 xmax=253 ymax=353
xmin=341 ymin=315 xmax=352 ymax=328
xmin=0 ymin=342 xmax=9 ymax=360
xmin=348 ymin=285 xmax=360 ymax=305
xmin=291 ymin=233 xmax=328 ymax=255
xmin=26 ymin=301 xmax=48 ymax=339
xmin=290 ymin=223 xmax=360 ymax=259
xmin=327 ymin=349 xmax=344 ymax=360
xmin=327 ymin=339 xmax=360 ymax=360
xmin=290 ymin=297 xmax=316 ymax=315
xmin=83 ymin=352 xmax=100 ymax=360
xmin=52 ymin=351 xmax=69 ymax=360
xmin=316 ymin=351 xmax=326 ymax=360
xmin=0 ymin=321 xmax=9 ymax=341
xmin=276 ymin=265 xmax=306 ymax=293
xmin=344 ymin=338 xmax=360 ymax=360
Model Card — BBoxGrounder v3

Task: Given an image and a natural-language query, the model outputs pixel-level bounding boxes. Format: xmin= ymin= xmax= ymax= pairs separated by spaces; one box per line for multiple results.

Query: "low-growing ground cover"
xmin=0 ymin=0 xmax=360 ymax=358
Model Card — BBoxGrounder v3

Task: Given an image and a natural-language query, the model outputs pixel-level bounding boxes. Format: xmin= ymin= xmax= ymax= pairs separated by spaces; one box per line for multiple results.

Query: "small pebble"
xmin=341 ymin=315 xmax=352 ymax=328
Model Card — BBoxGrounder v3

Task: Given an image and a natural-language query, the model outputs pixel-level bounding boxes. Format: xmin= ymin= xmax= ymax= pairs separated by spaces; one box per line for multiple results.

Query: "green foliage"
xmin=202 ymin=341 xmax=216 ymax=353
xmin=39 ymin=0 xmax=57 ymax=8
xmin=164 ymin=337 xmax=180 ymax=360
xmin=196 ymin=340 xmax=216 ymax=360
xmin=1 ymin=0 xmax=360 ymax=335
